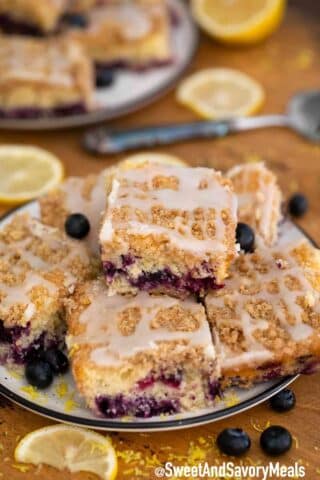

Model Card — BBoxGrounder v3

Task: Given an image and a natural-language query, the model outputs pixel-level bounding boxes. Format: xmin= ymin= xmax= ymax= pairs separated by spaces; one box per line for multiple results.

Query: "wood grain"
xmin=0 ymin=1 xmax=320 ymax=478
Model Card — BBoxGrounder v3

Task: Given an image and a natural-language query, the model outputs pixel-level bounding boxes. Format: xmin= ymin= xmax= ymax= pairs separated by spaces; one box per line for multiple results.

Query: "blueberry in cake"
xmin=227 ymin=162 xmax=282 ymax=246
xmin=0 ymin=35 xmax=94 ymax=119
xmin=205 ymin=230 xmax=320 ymax=388
xmin=40 ymin=169 xmax=111 ymax=254
xmin=66 ymin=0 xmax=172 ymax=70
xmin=0 ymin=0 xmax=69 ymax=34
xmin=0 ymin=213 xmax=97 ymax=366
xmin=100 ymin=162 xmax=238 ymax=298
xmin=66 ymin=278 xmax=220 ymax=418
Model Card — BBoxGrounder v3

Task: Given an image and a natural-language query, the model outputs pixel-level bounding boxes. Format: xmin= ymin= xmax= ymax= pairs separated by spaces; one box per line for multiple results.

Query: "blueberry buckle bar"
xmin=39 ymin=169 xmax=113 ymax=254
xmin=0 ymin=213 xmax=97 ymax=365
xmin=99 ymin=163 xmax=237 ymax=298
xmin=205 ymin=233 xmax=320 ymax=388
xmin=0 ymin=0 xmax=68 ymax=34
xmin=66 ymin=279 xmax=220 ymax=418
xmin=227 ymin=162 xmax=282 ymax=246
xmin=0 ymin=36 xmax=94 ymax=119
xmin=66 ymin=0 xmax=172 ymax=70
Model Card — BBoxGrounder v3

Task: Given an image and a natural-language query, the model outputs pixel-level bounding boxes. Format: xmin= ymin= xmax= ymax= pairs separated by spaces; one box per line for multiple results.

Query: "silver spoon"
xmin=84 ymin=90 xmax=320 ymax=155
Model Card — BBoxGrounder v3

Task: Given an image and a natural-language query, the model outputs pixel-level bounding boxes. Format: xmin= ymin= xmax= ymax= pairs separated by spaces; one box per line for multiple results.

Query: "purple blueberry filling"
xmin=208 ymin=379 xmax=222 ymax=399
xmin=96 ymin=394 xmax=179 ymax=419
xmin=0 ymin=14 xmax=46 ymax=36
xmin=0 ymin=320 xmax=63 ymax=364
xmin=103 ymin=259 xmax=223 ymax=296
xmin=0 ymin=103 xmax=87 ymax=120
xmin=95 ymin=57 xmax=173 ymax=74
xmin=137 ymin=370 xmax=183 ymax=391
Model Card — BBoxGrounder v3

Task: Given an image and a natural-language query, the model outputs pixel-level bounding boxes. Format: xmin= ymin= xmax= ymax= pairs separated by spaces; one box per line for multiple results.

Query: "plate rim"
xmin=0 ymin=203 xmax=316 ymax=431
xmin=0 ymin=0 xmax=199 ymax=131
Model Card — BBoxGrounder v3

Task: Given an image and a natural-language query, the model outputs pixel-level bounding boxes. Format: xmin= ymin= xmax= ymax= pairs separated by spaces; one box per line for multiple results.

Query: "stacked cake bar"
xmin=0 ymin=35 xmax=94 ymax=118
xmin=0 ymin=0 xmax=68 ymax=34
xmin=66 ymin=279 xmax=220 ymax=418
xmin=100 ymin=163 xmax=238 ymax=297
xmin=0 ymin=213 xmax=97 ymax=365
xmin=39 ymin=168 xmax=112 ymax=254
xmin=205 ymin=230 xmax=320 ymax=387
xmin=227 ymin=162 xmax=282 ymax=246
xmin=67 ymin=0 xmax=172 ymax=69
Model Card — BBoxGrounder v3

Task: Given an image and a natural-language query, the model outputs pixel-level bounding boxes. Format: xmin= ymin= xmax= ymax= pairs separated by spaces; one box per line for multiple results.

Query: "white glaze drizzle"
xmin=100 ymin=164 xmax=237 ymax=256
xmin=69 ymin=280 xmax=216 ymax=367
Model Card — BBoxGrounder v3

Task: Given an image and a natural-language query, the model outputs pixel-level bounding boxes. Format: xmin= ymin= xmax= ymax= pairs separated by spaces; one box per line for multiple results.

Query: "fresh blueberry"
xmin=95 ymin=69 xmax=116 ymax=88
xmin=42 ymin=349 xmax=69 ymax=375
xmin=270 ymin=389 xmax=296 ymax=412
xmin=64 ymin=13 xmax=88 ymax=28
xmin=260 ymin=426 xmax=292 ymax=456
xmin=236 ymin=223 xmax=255 ymax=253
xmin=217 ymin=428 xmax=251 ymax=456
xmin=65 ymin=213 xmax=90 ymax=239
xmin=25 ymin=360 xmax=53 ymax=389
xmin=288 ymin=193 xmax=308 ymax=218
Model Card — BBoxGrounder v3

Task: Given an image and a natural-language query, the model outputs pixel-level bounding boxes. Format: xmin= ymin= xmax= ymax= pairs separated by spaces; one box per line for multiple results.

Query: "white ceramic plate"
xmin=0 ymin=201 xmax=310 ymax=431
xmin=0 ymin=0 xmax=197 ymax=131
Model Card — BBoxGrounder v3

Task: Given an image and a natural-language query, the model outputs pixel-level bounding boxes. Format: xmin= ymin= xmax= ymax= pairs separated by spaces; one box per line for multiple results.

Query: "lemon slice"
xmin=119 ymin=152 xmax=188 ymax=170
xmin=191 ymin=0 xmax=286 ymax=45
xmin=14 ymin=425 xmax=118 ymax=480
xmin=0 ymin=145 xmax=64 ymax=205
xmin=177 ymin=68 xmax=265 ymax=119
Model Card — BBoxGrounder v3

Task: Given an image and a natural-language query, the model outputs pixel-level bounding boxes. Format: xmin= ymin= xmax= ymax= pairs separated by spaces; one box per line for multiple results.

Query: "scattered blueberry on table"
xmin=288 ymin=193 xmax=308 ymax=218
xmin=65 ymin=213 xmax=90 ymax=239
xmin=217 ymin=428 xmax=251 ymax=456
xmin=42 ymin=348 xmax=69 ymax=375
xmin=270 ymin=388 xmax=296 ymax=412
xmin=236 ymin=223 xmax=255 ymax=253
xmin=96 ymin=69 xmax=116 ymax=88
xmin=25 ymin=359 xmax=53 ymax=389
xmin=260 ymin=425 xmax=292 ymax=456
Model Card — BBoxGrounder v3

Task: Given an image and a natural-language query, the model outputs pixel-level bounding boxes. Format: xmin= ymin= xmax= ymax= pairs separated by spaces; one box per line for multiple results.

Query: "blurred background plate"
xmin=0 ymin=0 xmax=197 ymax=131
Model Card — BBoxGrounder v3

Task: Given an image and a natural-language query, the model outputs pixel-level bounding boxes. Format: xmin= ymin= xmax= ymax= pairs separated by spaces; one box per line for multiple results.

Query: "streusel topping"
xmin=206 ymin=237 xmax=320 ymax=369
xmin=67 ymin=279 xmax=216 ymax=367
xmin=101 ymin=163 xmax=237 ymax=256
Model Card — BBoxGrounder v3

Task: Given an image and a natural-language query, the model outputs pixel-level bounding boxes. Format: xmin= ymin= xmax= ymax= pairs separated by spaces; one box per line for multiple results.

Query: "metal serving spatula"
xmin=84 ymin=90 xmax=320 ymax=155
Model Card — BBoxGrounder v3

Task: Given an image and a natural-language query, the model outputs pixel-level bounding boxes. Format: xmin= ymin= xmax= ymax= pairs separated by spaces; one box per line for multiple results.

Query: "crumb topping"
xmin=206 ymin=239 xmax=320 ymax=369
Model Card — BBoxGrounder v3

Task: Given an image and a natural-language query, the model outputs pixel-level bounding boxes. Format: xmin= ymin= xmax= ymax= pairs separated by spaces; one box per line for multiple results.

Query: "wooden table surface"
xmin=0 ymin=1 xmax=320 ymax=479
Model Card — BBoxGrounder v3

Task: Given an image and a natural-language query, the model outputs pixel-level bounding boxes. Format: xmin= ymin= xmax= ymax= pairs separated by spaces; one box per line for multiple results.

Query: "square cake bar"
xmin=100 ymin=163 xmax=238 ymax=297
xmin=66 ymin=278 xmax=220 ymax=418
xmin=40 ymin=169 xmax=112 ymax=255
xmin=227 ymin=162 xmax=282 ymax=246
xmin=67 ymin=1 xmax=171 ymax=69
xmin=0 ymin=0 xmax=68 ymax=34
xmin=0 ymin=213 xmax=97 ymax=365
xmin=205 ymin=235 xmax=320 ymax=388
xmin=0 ymin=36 xmax=94 ymax=119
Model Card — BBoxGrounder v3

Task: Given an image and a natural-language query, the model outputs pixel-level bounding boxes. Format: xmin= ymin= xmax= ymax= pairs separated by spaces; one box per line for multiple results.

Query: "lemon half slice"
xmin=0 ymin=145 xmax=64 ymax=205
xmin=14 ymin=424 xmax=118 ymax=480
xmin=177 ymin=68 xmax=265 ymax=119
xmin=191 ymin=0 xmax=286 ymax=45
xmin=119 ymin=152 xmax=188 ymax=170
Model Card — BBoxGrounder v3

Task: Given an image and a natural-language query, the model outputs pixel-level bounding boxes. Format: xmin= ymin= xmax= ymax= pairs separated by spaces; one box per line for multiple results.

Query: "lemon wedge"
xmin=191 ymin=0 xmax=286 ymax=45
xmin=177 ymin=68 xmax=265 ymax=119
xmin=14 ymin=424 xmax=118 ymax=480
xmin=119 ymin=152 xmax=188 ymax=170
xmin=0 ymin=145 xmax=64 ymax=205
